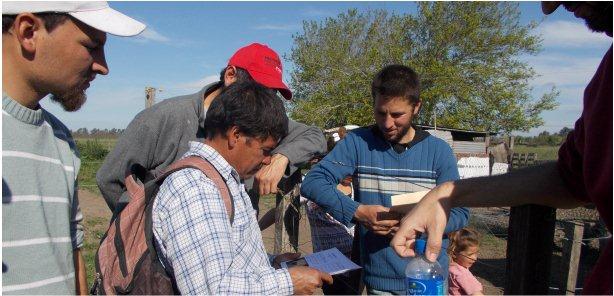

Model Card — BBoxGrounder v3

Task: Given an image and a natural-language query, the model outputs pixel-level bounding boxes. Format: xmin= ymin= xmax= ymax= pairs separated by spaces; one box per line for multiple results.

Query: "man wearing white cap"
xmin=2 ymin=2 xmax=144 ymax=294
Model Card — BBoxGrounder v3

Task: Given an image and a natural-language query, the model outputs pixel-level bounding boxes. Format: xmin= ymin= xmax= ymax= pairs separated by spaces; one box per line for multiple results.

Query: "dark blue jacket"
xmin=301 ymin=126 xmax=469 ymax=292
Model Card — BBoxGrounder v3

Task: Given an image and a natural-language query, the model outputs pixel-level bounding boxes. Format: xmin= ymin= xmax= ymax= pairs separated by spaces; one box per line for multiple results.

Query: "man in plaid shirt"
xmin=152 ymin=81 xmax=333 ymax=294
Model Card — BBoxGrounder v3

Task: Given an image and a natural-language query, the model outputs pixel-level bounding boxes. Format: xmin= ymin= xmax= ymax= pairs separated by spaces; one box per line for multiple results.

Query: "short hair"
xmin=371 ymin=64 xmax=421 ymax=104
xmin=204 ymin=81 xmax=288 ymax=142
xmin=447 ymin=228 xmax=480 ymax=256
xmin=3 ymin=13 xmax=70 ymax=34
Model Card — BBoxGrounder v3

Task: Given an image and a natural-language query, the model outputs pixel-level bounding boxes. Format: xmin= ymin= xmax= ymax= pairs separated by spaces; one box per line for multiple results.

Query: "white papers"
xmin=389 ymin=190 xmax=429 ymax=214
xmin=280 ymin=247 xmax=361 ymax=275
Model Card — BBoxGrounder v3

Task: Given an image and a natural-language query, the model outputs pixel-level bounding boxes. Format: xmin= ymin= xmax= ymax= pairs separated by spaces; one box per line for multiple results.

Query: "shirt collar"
xmin=370 ymin=124 xmax=430 ymax=153
xmin=184 ymin=141 xmax=241 ymax=183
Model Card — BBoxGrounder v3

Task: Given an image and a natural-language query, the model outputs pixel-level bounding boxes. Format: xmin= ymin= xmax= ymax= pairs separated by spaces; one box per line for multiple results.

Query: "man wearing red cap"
xmin=97 ymin=42 xmax=326 ymax=223
xmin=391 ymin=2 xmax=612 ymax=294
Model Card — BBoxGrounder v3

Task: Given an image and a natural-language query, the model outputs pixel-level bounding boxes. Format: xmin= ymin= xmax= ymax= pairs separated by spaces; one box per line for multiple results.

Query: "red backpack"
xmin=91 ymin=156 xmax=234 ymax=295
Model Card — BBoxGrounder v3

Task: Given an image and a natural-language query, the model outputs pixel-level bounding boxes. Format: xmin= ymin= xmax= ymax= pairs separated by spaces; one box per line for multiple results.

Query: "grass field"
xmin=512 ymin=144 xmax=560 ymax=161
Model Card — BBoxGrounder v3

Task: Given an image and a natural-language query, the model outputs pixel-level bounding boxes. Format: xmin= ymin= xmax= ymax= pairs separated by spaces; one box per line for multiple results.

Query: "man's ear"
xmin=223 ymin=65 xmax=237 ymax=87
xmin=413 ymin=101 xmax=422 ymax=115
xmin=13 ymin=13 xmax=44 ymax=54
xmin=227 ymin=126 xmax=241 ymax=149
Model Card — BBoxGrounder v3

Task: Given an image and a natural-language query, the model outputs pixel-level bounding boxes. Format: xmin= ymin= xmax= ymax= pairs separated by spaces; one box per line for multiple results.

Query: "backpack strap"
xmin=154 ymin=156 xmax=234 ymax=224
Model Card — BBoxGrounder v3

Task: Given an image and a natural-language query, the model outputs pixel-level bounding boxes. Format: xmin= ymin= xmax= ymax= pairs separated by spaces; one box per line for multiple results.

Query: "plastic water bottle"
xmin=405 ymin=239 xmax=445 ymax=295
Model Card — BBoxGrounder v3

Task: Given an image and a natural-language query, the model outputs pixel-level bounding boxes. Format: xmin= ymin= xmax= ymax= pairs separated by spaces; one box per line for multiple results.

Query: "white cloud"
xmin=174 ymin=74 xmax=219 ymax=92
xmin=254 ymin=24 xmax=300 ymax=32
xmin=535 ymin=20 xmax=612 ymax=48
xmin=302 ymin=7 xmax=334 ymax=18
xmin=527 ymin=54 xmax=603 ymax=87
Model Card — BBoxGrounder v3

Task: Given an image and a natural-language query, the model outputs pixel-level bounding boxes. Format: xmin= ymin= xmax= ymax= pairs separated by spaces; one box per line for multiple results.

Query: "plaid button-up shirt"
xmin=153 ymin=141 xmax=293 ymax=295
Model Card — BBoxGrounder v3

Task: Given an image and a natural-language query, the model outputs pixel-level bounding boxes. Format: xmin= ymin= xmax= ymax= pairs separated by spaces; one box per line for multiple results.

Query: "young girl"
xmin=448 ymin=228 xmax=484 ymax=296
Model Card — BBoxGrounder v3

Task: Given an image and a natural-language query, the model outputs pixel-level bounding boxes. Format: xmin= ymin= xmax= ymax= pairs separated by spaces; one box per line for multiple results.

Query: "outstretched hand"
xmin=390 ymin=182 xmax=454 ymax=262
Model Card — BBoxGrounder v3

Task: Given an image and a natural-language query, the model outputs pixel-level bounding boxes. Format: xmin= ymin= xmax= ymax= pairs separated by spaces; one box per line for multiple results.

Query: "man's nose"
xmin=92 ymin=48 xmax=109 ymax=75
xmin=384 ymin=115 xmax=395 ymax=129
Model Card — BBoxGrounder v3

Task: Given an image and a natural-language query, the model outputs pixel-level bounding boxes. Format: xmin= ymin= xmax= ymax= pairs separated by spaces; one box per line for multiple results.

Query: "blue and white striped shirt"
xmin=152 ymin=141 xmax=293 ymax=295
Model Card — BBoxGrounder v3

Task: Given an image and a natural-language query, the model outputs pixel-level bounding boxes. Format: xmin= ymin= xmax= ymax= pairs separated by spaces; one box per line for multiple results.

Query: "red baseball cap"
xmin=228 ymin=43 xmax=292 ymax=100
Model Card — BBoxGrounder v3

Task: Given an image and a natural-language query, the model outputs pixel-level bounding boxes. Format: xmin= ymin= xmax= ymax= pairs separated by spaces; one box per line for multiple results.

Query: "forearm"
xmin=444 ymin=161 xmax=583 ymax=209
xmin=301 ymin=172 xmax=359 ymax=225
xmin=274 ymin=120 xmax=326 ymax=169
xmin=73 ymin=249 xmax=87 ymax=295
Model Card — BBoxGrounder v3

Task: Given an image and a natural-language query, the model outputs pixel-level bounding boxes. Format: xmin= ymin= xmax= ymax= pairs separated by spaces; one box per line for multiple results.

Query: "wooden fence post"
xmin=274 ymin=171 xmax=302 ymax=254
xmin=505 ymin=204 xmax=556 ymax=294
xmin=558 ymin=221 xmax=584 ymax=295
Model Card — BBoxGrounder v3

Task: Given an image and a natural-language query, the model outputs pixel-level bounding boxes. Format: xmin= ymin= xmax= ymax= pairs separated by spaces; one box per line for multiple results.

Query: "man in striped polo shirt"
xmin=2 ymin=2 xmax=144 ymax=294
xmin=302 ymin=65 xmax=470 ymax=294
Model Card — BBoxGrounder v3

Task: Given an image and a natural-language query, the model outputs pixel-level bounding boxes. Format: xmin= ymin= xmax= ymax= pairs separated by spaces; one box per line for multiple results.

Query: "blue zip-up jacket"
xmin=301 ymin=126 xmax=469 ymax=292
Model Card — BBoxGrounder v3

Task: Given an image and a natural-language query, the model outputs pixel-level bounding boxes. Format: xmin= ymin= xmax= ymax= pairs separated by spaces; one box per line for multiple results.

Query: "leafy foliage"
xmin=76 ymin=139 xmax=109 ymax=161
xmin=288 ymin=2 xmax=558 ymax=133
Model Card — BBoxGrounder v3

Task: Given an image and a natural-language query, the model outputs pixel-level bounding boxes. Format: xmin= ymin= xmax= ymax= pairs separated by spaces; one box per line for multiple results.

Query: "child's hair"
xmin=448 ymin=228 xmax=480 ymax=258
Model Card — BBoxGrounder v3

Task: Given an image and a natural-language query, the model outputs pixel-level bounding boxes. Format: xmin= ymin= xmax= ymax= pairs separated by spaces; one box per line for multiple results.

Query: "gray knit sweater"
xmin=2 ymin=94 xmax=84 ymax=294
xmin=96 ymin=82 xmax=327 ymax=212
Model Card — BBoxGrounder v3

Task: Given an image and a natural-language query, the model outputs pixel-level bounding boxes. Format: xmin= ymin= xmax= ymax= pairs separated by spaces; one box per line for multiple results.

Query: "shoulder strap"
xmin=155 ymin=156 xmax=234 ymax=224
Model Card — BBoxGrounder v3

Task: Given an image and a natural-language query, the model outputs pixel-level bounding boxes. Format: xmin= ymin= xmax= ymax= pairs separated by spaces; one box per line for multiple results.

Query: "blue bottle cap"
xmin=415 ymin=239 xmax=426 ymax=255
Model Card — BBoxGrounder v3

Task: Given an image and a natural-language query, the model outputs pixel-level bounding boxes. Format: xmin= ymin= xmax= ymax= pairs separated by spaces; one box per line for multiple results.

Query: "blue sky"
xmin=39 ymin=1 xmax=612 ymax=136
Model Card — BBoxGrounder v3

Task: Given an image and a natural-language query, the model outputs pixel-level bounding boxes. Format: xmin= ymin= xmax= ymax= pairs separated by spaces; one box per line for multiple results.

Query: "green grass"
xmin=83 ymin=217 xmax=109 ymax=287
xmin=512 ymin=144 xmax=560 ymax=161
xmin=75 ymin=138 xmax=115 ymax=194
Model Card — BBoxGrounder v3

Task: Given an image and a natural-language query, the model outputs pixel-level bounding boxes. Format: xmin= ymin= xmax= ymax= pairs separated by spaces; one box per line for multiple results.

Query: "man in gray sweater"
xmin=97 ymin=43 xmax=327 ymax=217
xmin=2 ymin=2 xmax=144 ymax=294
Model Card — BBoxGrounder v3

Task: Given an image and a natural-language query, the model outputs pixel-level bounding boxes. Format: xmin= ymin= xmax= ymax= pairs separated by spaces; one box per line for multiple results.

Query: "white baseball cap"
xmin=2 ymin=1 xmax=146 ymax=37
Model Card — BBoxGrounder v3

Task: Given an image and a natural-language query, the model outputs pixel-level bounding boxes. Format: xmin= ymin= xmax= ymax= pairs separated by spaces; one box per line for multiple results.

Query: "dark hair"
xmin=371 ymin=64 xmax=420 ymax=104
xmin=3 ymin=13 xmax=70 ymax=34
xmin=204 ymin=81 xmax=288 ymax=142
xmin=447 ymin=228 xmax=480 ymax=257
xmin=219 ymin=66 xmax=255 ymax=84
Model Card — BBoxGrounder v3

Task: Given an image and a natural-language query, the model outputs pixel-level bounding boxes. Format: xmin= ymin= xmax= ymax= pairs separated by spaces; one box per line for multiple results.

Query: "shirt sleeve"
xmin=453 ymin=268 xmax=483 ymax=295
xmin=273 ymin=119 xmax=327 ymax=176
xmin=300 ymin=134 xmax=360 ymax=226
xmin=153 ymin=169 xmax=293 ymax=295
xmin=557 ymin=120 xmax=589 ymax=202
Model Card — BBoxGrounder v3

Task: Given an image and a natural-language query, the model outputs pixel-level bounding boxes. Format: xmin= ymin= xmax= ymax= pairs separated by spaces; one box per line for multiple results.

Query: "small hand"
xmin=288 ymin=266 xmax=333 ymax=295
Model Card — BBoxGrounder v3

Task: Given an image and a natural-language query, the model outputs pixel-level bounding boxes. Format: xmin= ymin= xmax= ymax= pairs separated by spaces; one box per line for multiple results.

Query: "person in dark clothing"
xmin=392 ymin=2 xmax=612 ymax=294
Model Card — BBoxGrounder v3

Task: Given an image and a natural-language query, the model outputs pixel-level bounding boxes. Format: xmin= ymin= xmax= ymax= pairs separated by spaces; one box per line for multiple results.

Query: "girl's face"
xmin=455 ymin=245 xmax=479 ymax=269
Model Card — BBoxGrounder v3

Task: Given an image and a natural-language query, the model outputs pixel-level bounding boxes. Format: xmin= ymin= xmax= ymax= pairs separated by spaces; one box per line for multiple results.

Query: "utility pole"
xmin=145 ymin=87 xmax=163 ymax=109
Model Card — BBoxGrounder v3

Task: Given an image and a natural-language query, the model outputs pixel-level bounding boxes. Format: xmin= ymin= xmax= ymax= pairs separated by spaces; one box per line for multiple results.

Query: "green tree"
xmin=288 ymin=2 xmax=558 ymax=133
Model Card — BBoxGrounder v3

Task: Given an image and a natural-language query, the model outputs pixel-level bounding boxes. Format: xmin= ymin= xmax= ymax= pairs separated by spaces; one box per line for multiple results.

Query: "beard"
xmin=381 ymin=123 xmax=412 ymax=144
xmin=50 ymin=88 xmax=87 ymax=112
xmin=584 ymin=6 xmax=612 ymax=35
xmin=565 ymin=2 xmax=613 ymax=35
